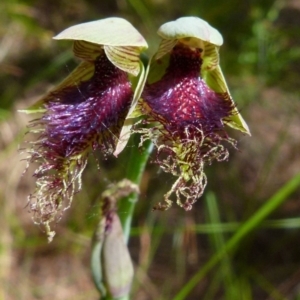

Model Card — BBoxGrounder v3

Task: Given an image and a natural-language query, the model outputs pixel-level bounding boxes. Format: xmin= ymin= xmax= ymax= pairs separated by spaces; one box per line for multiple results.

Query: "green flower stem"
xmin=105 ymin=295 xmax=128 ymax=300
xmin=174 ymin=172 xmax=300 ymax=300
xmin=118 ymin=135 xmax=153 ymax=244
xmin=91 ymin=136 xmax=152 ymax=300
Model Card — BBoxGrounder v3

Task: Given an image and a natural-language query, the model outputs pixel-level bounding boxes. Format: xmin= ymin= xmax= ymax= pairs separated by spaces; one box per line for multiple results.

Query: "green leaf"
xmin=53 ymin=17 xmax=148 ymax=49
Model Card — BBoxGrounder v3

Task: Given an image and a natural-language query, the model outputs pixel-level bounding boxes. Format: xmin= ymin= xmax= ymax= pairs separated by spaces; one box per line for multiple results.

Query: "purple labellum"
xmin=143 ymin=45 xmax=233 ymax=133
xmin=42 ymin=53 xmax=133 ymax=156
xmin=140 ymin=44 xmax=236 ymax=210
xmin=26 ymin=51 xmax=133 ymax=231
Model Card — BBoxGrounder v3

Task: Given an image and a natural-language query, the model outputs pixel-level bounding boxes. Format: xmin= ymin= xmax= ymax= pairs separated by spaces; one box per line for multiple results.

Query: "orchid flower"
xmin=134 ymin=17 xmax=250 ymax=211
xmin=21 ymin=18 xmax=147 ymax=241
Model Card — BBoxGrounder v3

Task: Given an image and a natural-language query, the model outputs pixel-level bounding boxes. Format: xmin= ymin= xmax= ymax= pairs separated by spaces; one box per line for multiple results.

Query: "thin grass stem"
xmin=174 ymin=172 xmax=300 ymax=300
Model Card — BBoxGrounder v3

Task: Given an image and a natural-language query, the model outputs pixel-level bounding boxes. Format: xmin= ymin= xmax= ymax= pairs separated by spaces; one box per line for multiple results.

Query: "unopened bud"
xmin=91 ymin=179 xmax=138 ymax=298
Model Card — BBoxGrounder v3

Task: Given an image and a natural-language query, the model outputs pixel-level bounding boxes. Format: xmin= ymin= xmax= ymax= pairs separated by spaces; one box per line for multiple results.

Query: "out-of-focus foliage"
xmin=1 ymin=0 xmax=300 ymax=299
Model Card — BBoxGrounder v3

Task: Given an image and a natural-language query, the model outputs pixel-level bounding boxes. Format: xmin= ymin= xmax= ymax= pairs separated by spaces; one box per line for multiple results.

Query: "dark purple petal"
xmin=26 ymin=51 xmax=133 ymax=235
xmin=143 ymin=45 xmax=234 ymax=133
xmin=139 ymin=44 xmax=237 ymax=210
xmin=40 ymin=52 xmax=133 ymax=157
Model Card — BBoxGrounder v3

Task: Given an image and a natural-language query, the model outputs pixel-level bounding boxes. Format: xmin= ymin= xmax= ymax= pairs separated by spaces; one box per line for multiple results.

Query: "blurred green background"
xmin=1 ymin=0 xmax=300 ymax=299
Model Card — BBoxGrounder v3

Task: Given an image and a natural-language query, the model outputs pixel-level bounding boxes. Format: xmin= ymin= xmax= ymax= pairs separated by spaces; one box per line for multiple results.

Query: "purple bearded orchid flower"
xmin=134 ymin=17 xmax=250 ymax=211
xmin=21 ymin=18 xmax=147 ymax=241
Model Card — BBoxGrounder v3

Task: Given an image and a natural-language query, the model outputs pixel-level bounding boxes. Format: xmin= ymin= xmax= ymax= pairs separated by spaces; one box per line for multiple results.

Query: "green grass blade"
xmin=118 ymin=136 xmax=153 ymax=243
xmin=205 ymin=192 xmax=237 ymax=300
xmin=174 ymin=172 xmax=300 ymax=300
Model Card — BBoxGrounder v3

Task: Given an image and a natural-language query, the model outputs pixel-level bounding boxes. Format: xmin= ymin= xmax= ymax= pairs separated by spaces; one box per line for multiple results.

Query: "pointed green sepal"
xmin=203 ymin=65 xmax=251 ymax=135
xmin=202 ymin=43 xmax=220 ymax=71
xmin=19 ymin=61 xmax=94 ymax=114
xmin=114 ymin=59 xmax=150 ymax=156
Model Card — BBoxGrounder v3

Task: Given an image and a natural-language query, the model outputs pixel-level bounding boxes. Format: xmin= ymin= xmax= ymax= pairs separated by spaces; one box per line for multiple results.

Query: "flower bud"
xmin=91 ymin=180 xmax=138 ymax=298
